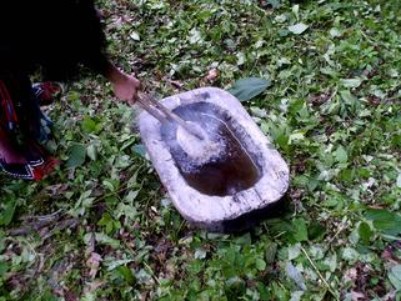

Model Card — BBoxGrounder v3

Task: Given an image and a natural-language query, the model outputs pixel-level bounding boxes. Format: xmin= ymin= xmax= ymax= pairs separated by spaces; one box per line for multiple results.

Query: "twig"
xmin=8 ymin=219 xmax=56 ymax=236
xmin=7 ymin=215 xmax=78 ymax=240
xmin=326 ymin=221 xmax=348 ymax=246
xmin=20 ymin=210 xmax=63 ymax=222
xmin=143 ymin=261 xmax=160 ymax=285
xmin=92 ymin=164 xmax=146 ymax=205
xmin=301 ymin=246 xmax=339 ymax=300
xmin=86 ymin=232 xmax=96 ymax=255
xmin=41 ymin=218 xmax=79 ymax=241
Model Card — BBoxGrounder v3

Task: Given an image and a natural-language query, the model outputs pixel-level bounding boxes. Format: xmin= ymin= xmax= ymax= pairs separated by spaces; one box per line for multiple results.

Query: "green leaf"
xmin=0 ymin=262 xmax=9 ymax=276
xmin=87 ymin=144 xmax=97 ymax=161
xmin=105 ymin=259 xmax=134 ymax=271
xmin=189 ymin=28 xmax=202 ymax=44
xmin=288 ymin=244 xmax=301 ymax=260
xmin=292 ymin=218 xmax=308 ymax=242
xmin=116 ymin=265 xmax=136 ymax=285
xmin=335 ymin=146 xmax=348 ymax=163
xmin=342 ymin=247 xmax=359 ymax=262
xmin=102 ymin=180 xmax=115 ymax=192
xmin=81 ymin=117 xmax=98 ymax=133
xmin=393 ymin=135 xmax=401 ymax=148
xmin=308 ymin=223 xmax=326 ymax=241
xmin=94 ymin=233 xmax=120 ymax=249
xmin=358 ymin=222 xmax=373 ymax=244
xmin=66 ymin=144 xmax=86 ymax=168
xmin=257 ymin=282 xmax=270 ymax=301
xmin=389 ymin=265 xmax=401 ymax=290
xmin=125 ymin=190 xmax=139 ymax=202
xmin=229 ymin=77 xmax=271 ymax=102
xmin=271 ymin=282 xmax=290 ymax=300
xmin=225 ymin=277 xmax=246 ymax=297
xmin=397 ymin=172 xmax=401 ymax=188
xmin=323 ymin=253 xmax=337 ymax=273
xmin=39 ymin=291 xmax=58 ymax=301
xmin=285 ymin=262 xmax=306 ymax=290
xmin=132 ymin=144 xmax=147 ymax=158
xmin=234 ymin=233 xmax=252 ymax=245
xmin=365 ymin=209 xmax=401 ymax=236
xmin=341 ymin=78 xmax=362 ymax=88
xmin=340 ymin=90 xmax=357 ymax=104
xmin=255 ymin=258 xmax=267 ymax=271
xmin=265 ymin=243 xmax=278 ymax=264
xmin=290 ymin=291 xmax=304 ymax=301
xmin=288 ymin=23 xmax=309 ymax=35
xmin=0 ymin=200 xmax=16 ymax=226
xmin=97 ymin=213 xmax=116 ymax=234
xmin=81 ymin=293 xmax=95 ymax=301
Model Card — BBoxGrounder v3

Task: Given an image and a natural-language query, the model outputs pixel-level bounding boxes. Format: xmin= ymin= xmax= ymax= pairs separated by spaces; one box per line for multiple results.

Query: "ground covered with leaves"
xmin=1 ymin=0 xmax=401 ymax=300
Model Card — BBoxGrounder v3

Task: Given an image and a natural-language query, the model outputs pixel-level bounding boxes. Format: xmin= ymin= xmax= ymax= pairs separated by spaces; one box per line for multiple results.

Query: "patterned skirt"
xmin=0 ymin=76 xmax=60 ymax=180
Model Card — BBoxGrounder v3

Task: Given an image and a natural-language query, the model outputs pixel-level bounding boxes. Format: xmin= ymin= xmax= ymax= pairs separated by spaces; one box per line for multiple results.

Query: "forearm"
xmin=96 ymin=57 xmax=141 ymax=103
xmin=84 ymin=51 xmax=125 ymax=86
xmin=102 ymin=60 xmax=126 ymax=85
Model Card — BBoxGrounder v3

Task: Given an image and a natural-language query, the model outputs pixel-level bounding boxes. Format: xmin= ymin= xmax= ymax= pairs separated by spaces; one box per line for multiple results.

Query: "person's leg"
xmin=0 ymin=126 xmax=39 ymax=180
xmin=0 ymin=127 xmax=25 ymax=164
xmin=0 ymin=79 xmax=26 ymax=164
xmin=0 ymin=77 xmax=56 ymax=180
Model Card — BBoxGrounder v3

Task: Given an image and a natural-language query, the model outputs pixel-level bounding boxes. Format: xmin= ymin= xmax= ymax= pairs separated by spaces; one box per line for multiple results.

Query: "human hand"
xmin=112 ymin=73 xmax=141 ymax=105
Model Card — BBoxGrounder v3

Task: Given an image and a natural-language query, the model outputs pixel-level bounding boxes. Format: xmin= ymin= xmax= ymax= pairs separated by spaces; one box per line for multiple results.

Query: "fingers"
xmin=128 ymin=90 xmax=138 ymax=105
xmin=112 ymin=73 xmax=141 ymax=105
xmin=129 ymin=75 xmax=141 ymax=105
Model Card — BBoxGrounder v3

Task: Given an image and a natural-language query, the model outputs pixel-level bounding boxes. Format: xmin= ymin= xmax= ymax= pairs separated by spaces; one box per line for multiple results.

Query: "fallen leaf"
xmin=66 ymin=144 xmax=86 ymax=168
xmin=389 ymin=265 xmax=401 ymax=290
xmin=229 ymin=77 xmax=271 ymax=102
xmin=344 ymin=268 xmax=358 ymax=282
xmin=86 ymin=252 xmax=102 ymax=279
xmin=205 ymin=69 xmax=219 ymax=82
xmin=351 ymin=291 xmax=366 ymax=301
xmin=288 ymin=23 xmax=309 ymax=35
xmin=341 ymin=78 xmax=362 ymax=88
xmin=189 ymin=28 xmax=202 ymax=44
xmin=45 ymin=184 xmax=69 ymax=197
xmin=169 ymin=80 xmax=184 ymax=88
xmin=285 ymin=262 xmax=306 ymax=291
xmin=130 ymin=31 xmax=140 ymax=41
xmin=83 ymin=280 xmax=105 ymax=295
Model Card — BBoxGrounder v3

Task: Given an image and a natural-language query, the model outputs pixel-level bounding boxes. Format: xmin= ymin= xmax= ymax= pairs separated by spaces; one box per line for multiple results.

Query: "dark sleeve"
xmin=80 ymin=48 xmax=111 ymax=77
xmin=72 ymin=1 xmax=111 ymax=77
xmin=1 ymin=0 xmax=112 ymax=81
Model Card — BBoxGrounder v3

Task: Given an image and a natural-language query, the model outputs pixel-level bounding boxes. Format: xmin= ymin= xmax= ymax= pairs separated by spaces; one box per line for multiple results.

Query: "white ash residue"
xmin=176 ymin=123 xmax=224 ymax=165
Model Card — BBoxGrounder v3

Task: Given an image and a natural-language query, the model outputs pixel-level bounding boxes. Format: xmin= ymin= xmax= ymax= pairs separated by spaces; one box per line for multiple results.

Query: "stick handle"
xmin=137 ymin=92 xmax=204 ymax=140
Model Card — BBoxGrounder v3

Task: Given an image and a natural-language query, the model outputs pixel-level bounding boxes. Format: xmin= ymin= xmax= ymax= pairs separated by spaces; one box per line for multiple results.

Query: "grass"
xmin=1 ymin=0 xmax=401 ymax=300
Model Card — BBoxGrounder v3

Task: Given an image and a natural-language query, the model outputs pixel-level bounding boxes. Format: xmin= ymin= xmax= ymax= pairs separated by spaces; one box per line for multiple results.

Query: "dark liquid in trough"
xmin=161 ymin=102 xmax=261 ymax=197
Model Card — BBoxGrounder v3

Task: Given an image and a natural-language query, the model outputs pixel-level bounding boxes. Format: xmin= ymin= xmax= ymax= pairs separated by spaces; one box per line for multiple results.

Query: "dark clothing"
xmin=0 ymin=0 xmax=108 ymax=80
xmin=0 ymin=0 xmax=107 ymax=180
